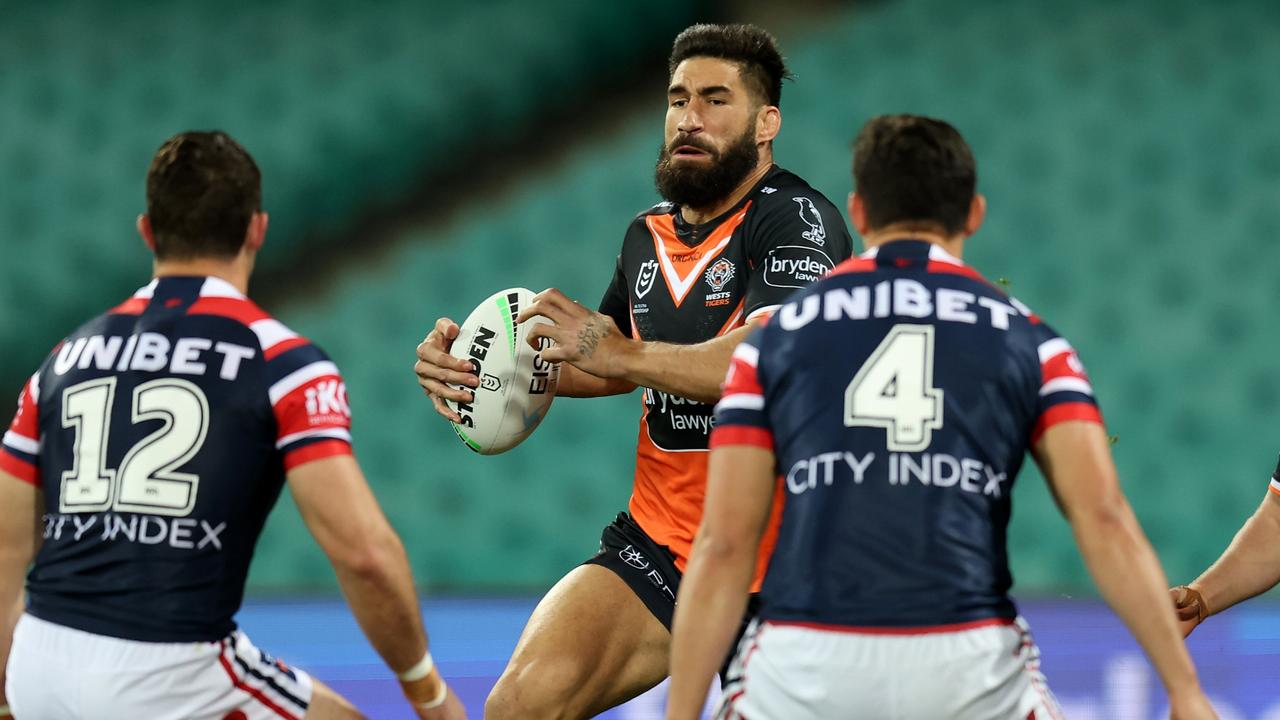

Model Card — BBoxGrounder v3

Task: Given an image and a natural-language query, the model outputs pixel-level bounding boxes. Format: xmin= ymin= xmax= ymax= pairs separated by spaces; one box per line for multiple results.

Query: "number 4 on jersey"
xmin=844 ymin=324 xmax=944 ymax=452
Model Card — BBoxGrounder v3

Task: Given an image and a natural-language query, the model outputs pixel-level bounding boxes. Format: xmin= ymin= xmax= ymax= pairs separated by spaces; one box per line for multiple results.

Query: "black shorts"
xmin=583 ymin=512 xmax=758 ymax=677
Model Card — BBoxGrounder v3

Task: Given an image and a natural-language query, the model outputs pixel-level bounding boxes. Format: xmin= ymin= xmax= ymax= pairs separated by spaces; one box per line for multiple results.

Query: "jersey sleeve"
xmin=1 ymin=373 xmax=41 ymax=485
xmin=264 ymin=343 xmax=355 ymax=471
xmin=1031 ymin=328 xmax=1104 ymax=443
xmin=710 ymin=327 xmax=774 ymax=451
xmin=597 ymin=252 xmax=633 ymax=338
xmin=741 ymin=189 xmax=854 ymax=323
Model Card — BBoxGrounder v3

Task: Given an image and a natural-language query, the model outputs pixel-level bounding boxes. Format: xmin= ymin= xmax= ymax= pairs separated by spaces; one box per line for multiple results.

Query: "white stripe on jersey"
xmin=3 ymin=430 xmax=39 ymax=455
xmin=745 ymin=305 xmax=778 ymax=323
xmin=716 ymin=394 xmax=765 ymax=412
xmin=133 ymin=279 xmax=158 ymax=299
xmin=1037 ymin=338 xmax=1072 ymax=364
xmin=928 ymin=244 xmax=964 ymax=266
xmin=269 ymin=361 xmax=340 ymax=405
xmin=29 ymin=372 xmax=39 ymax=404
xmin=276 ymin=428 xmax=352 ymax=450
xmin=199 ymin=276 xmax=246 ymax=299
xmin=860 ymin=246 xmax=879 ymax=259
xmin=1040 ymin=377 xmax=1093 ymax=397
xmin=1270 ymin=478 xmax=1280 ymax=494
xmin=732 ymin=343 xmax=760 ymax=368
xmin=250 ymin=319 xmax=299 ymax=351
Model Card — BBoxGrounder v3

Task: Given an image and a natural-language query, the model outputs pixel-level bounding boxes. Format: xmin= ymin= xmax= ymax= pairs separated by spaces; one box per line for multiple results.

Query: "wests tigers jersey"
xmin=0 ymin=276 xmax=353 ymax=642
xmin=598 ymin=165 xmax=853 ymax=577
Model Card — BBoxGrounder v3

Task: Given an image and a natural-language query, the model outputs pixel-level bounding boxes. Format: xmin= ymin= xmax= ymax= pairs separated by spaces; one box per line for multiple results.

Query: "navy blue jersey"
xmin=711 ymin=240 xmax=1102 ymax=629
xmin=1 ymin=276 xmax=353 ymax=642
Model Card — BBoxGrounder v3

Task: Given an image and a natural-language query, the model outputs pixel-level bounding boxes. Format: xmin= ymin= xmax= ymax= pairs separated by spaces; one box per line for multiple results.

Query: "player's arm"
xmin=415 ymin=317 xmax=634 ymax=422
xmin=1033 ymin=421 xmax=1213 ymax=716
xmin=667 ymin=444 xmax=775 ymax=720
xmin=0 ymin=474 xmax=41 ymax=719
xmin=518 ymin=290 xmax=754 ymax=404
xmin=1170 ymin=485 xmax=1280 ymax=636
xmin=289 ymin=456 xmax=463 ymax=717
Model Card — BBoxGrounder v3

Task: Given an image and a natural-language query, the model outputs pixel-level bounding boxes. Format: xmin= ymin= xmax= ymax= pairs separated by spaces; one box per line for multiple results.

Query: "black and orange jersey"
xmin=597 ymin=165 xmax=853 ymax=583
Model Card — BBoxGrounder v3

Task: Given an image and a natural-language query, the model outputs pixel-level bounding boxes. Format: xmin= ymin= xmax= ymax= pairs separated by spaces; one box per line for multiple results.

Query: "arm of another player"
xmin=517 ymin=290 xmax=753 ymax=405
xmin=288 ymin=456 xmax=466 ymax=720
xmin=1170 ymin=486 xmax=1280 ymax=637
xmin=414 ymin=317 xmax=635 ymax=422
xmin=1034 ymin=422 xmax=1216 ymax=720
xmin=0 ymin=473 xmax=41 ymax=720
xmin=667 ymin=444 xmax=776 ymax=720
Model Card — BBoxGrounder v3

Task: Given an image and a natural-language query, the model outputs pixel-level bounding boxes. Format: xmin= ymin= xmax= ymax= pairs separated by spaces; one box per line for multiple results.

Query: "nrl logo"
xmin=793 ymin=196 xmax=827 ymax=246
xmin=635 ymin=260 xmax=659 ymax=299
xmin=704 ymin=258 xmax=735 ymax=292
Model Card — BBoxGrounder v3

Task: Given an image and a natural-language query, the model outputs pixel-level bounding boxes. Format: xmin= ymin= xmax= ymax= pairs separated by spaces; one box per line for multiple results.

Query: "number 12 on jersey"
xmin=844 ymin=324 xmax=944 ymax=452
xmin=60 ymin=377 xmax=209 ymax=516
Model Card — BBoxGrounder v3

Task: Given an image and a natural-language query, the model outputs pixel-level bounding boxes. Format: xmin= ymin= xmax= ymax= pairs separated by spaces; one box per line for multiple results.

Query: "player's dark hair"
xmin=853 ymin=115 xmax=977 ymax=235
xmin=669 ymin=23 xmax=790 ymax=107
xmin=145 ymin=130 xmax=262 ymax=260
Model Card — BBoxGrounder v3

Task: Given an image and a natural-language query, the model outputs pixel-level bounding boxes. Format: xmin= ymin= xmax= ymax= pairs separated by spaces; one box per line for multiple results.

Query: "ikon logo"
xmin=635 ymin=260 xmax=659 ymax=299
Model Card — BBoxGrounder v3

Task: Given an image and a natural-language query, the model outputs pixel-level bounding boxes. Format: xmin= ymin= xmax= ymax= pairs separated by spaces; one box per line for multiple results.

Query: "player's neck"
xmin=680 ymin=157 xmax=773 ymax=226
xmin=863 ymin=229 xmax=965 ymax=261
xmin=153 ymin=258 xmax=251 ymax=296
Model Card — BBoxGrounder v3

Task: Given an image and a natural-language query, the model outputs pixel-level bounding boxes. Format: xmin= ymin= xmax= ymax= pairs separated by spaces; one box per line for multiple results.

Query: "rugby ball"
xmin=446 ymin=288 xmax=560 ymax=455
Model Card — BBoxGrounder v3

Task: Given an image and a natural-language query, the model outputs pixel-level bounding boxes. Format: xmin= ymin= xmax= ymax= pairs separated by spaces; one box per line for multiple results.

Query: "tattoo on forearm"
xmin=577 ymin=318 xmax=605 ymax=358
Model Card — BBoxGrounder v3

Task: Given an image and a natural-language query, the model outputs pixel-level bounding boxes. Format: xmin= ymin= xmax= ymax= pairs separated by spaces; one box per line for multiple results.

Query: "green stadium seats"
xmin=0 ymin=0 xmax=699 ymax=390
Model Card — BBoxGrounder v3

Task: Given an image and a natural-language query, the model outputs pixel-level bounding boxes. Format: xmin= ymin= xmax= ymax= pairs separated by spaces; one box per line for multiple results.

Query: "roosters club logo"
xmin=704 ymin=258 xmax=735 ymax=293
xmin=635 ymin=260 xmax=659 ymax=299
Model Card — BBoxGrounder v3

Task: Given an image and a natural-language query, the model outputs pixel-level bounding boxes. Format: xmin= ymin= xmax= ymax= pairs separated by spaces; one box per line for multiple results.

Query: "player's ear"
xmin=756 ymin=105 xmax=780 ymax=144
xmin=964 ymin=194 xmax=986 ymax=236
xmin=243 ymin=211 xmax=268 ymax=254
xmin=849 ymin=192 xmax=870 ymax=237
xmin=137 ymin=214 xmax=157 ymax=253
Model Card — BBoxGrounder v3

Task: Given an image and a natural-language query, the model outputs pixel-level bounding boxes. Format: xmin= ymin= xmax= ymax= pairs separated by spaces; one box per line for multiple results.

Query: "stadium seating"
xmin=252 ymin=0 xmax=1280 ymax=594
xmin=0 ymin=0 xmax=698 ymax=391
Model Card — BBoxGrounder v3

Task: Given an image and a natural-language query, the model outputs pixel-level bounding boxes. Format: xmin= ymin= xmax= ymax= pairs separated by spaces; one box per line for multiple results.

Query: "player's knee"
xmin=485 ymin=658 xmax=594 ymax=720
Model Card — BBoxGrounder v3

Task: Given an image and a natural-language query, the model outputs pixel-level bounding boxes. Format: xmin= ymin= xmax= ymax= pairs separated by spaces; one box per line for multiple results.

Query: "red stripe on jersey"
xmin=9 ymin=378 xmax=39 ymax=440
xmin=1041 ymin=350 xmax=1090 ymax=385
xmin=274 ymin=374 xmax=349 ymax=439
xmin=827 ymin=257 xmax=877 ymax=278
xmin=188 ymin=297 xmax=269 ymax=325
xmin=710 ymin=426 xmax=774 ymax=450
xmin=217 ymin=644 xmax=300 ymax=720
xmin=722 ymin=357 xmax=762 ymax=397
xmin=1032 ymin=402 xmax=1103 ymax=444
xmin=264 ymin=336 xmax=309 ymax=361
xmin=0 ymin=450 xmax=38 ymax=485
xmin=283 ymin=439 xmax=353 ymax=471
xmin=108 ymin=297 xmax=149 ymax=315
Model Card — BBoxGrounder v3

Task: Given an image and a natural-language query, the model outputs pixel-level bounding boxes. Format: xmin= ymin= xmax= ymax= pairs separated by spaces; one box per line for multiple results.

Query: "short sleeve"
xmin=265 ymin=343 xmax=354 ymax=471
xmin=1 ymin=373 xmax=41 ymax=484
xmin=1267 ymin=456 xmax=1280 ymax=497
xmin=597 ymin=253 xmax=633 ymax=338
xmin=709 ymin=328 xmax=774 ymax=451
xmin=742 ymin=190 xmax=854 ymax=323
xmin=1031 ymin=332 xmax=1103 ymax=443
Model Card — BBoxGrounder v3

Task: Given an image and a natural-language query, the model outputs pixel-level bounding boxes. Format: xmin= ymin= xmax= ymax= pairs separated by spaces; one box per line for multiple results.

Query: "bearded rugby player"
xmin=414 ymin=23 xmax=853 ymax=720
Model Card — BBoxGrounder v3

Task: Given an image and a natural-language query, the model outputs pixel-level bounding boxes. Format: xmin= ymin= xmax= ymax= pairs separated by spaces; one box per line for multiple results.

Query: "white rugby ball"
xmin=447 ymin=288 xmax=560 ymax=455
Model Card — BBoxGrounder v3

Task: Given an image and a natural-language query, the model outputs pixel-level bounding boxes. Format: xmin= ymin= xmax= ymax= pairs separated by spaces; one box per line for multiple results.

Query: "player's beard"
xmin=654 ymin=126 xmax=759 ymax=211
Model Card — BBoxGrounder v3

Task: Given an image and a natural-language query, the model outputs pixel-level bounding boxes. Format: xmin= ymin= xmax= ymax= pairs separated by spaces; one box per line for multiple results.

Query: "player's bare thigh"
xmin=485 ymin=563 xmax=670 ymax=720
xmin=305 ymin=680 xmax=365 ymax=720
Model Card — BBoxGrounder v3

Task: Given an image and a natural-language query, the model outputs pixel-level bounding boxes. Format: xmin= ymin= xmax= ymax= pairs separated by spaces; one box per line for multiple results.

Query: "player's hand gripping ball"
xmin=446 ymin=288 xmax=560 ymax=454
